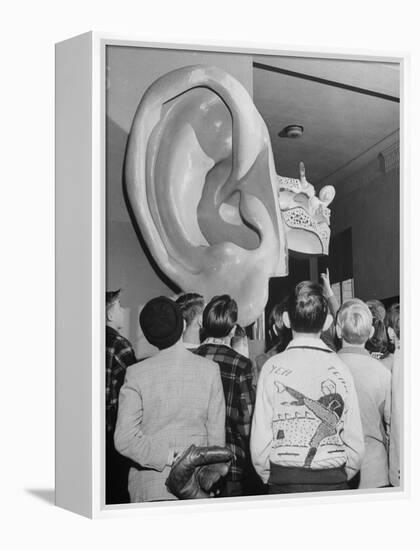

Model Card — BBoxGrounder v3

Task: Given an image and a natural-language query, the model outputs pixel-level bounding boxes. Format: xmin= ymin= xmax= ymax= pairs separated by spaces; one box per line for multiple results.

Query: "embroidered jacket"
xmin=251 ymin=336 xmax=364 ymax=483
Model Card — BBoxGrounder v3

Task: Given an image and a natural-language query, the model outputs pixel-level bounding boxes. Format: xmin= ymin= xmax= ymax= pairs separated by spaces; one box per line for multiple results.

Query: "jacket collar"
xmin=106 ymin=325 xmax=119 ymax=337
xmin=157 ymin=340 xmax=187 ymax=356
xmin=286 ymin=335 xmax=332 ymax=352
xmin=202 ymin=337 xmax=232 ymax=349
xmin=338 ymin=346 xmax=369 ymax=357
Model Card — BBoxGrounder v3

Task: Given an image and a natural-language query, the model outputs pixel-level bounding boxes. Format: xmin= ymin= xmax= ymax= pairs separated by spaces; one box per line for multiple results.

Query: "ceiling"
xmin=252 ymin=55 xmax=400 ymax=189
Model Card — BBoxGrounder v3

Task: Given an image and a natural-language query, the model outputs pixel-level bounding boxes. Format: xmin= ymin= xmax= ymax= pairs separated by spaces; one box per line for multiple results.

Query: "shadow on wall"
xmin=106 ymin=116 xmax=178 ymax=354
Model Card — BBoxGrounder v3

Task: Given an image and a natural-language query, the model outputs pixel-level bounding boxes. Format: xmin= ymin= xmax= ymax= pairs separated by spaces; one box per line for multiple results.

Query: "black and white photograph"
xmin=105 ymin=44 xmax=401 ymax=505
xmin=5 ymin=0 xmax=420 ymax=546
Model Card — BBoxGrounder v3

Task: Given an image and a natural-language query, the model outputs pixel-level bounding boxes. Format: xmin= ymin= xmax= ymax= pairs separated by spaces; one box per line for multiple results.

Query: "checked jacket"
xmin=194 ymin=341 xmax=255 ymax=481
xmin=106 ymin=325 xmax=137 ymax=436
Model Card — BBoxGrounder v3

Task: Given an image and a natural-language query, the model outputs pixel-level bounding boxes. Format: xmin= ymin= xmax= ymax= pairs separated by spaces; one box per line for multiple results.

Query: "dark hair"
xmin=286 ymin=281 xmax=328 ymax=333
xmin=365 ymin=301 xmax=388 ymax=355
xmin=268 ymin=303 xmax=285 ymax=330
xmin=176 ymin=293 xmax=205 ymax=327
xmin=266 ymin=300 xmax=289 ymax=350
xmin=386 ymin=303 xmax=400 ymax=340
xmin=202 ymin=295 xmax=238 ymax=338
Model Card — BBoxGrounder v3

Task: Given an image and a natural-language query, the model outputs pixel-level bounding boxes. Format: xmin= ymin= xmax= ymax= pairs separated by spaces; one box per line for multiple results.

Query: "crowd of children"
xmin=105 ymin=278 xmax=401 ymax=504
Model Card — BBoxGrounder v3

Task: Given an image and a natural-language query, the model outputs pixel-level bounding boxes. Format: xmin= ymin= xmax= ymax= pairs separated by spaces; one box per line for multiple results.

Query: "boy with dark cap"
xmin=105 ymin=289 xmax=137 ymax=504
xmin=114 ymin=296 xmax=226 ymax=502
xmin=251 ymin=281 xmax=364 ymax=494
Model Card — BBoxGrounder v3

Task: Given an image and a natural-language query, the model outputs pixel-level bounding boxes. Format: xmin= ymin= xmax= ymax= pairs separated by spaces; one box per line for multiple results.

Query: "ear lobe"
xmin=322 ymin=313 xmax=333 ymax=332
xmin=282 ymin=311 xmax=291 ymax=329
xmin=387 ymin=327 xmax=395 ymax=341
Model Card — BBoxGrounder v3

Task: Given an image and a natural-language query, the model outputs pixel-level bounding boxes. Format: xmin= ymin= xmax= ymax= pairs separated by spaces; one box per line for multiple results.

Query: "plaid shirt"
xmin=194 ymin=342 xmax=255 ymax=481
xmin=106 ymin=326 xmax=137 ymax=435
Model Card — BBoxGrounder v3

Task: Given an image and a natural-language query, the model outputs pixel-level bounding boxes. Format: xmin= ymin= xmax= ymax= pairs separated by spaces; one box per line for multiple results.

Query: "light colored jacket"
xmin=389 ymin=347 xmax=402 ymax=486
xmin=114 ymin=341 xmax=225 ymax=502
xmin=251 ymin=336 xmax=364 ymax=484
xmin=338 ymin=346 xmax=391 ymax=488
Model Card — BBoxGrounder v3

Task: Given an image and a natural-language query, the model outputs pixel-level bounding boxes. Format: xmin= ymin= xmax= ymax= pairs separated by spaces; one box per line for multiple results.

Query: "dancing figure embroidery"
xmin=274 ymin=381 xmax=344 ymax=467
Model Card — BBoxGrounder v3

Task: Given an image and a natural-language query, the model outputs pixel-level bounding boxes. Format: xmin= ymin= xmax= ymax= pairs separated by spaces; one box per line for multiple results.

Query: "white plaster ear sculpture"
xmin=125 ymin=65 xmax=287 ymax=326
xmin=125 ymin=65 xmax=334 ymax=326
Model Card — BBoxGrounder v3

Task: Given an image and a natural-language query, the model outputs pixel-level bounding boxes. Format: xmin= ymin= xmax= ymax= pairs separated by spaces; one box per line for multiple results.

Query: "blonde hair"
xmin=337 ymin=299 xmax=373 ymax=345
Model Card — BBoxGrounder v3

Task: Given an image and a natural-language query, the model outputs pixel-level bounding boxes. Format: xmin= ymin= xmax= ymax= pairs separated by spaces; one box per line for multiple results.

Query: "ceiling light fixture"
xmin=278 ymin=124 xmax=304 ymax=139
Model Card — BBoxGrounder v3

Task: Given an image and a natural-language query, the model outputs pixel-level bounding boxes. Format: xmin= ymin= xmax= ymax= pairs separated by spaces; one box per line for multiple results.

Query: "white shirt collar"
xmin=202 ymin=337 xmax=232 ymax=349
xmin=286 ymin=335 xmax=331 ymax=351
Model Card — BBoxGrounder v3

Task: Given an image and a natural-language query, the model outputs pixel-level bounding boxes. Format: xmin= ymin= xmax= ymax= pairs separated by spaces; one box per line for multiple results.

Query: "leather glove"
xmin=166 ymin=444 xmax=234 ymax=499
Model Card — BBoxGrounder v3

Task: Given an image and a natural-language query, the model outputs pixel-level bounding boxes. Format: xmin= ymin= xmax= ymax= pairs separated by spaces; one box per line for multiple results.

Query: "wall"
xmin=330 ymin=144 xmax=399 ymax=302
xmin=106 ymin=46 xmax=253 ymax=355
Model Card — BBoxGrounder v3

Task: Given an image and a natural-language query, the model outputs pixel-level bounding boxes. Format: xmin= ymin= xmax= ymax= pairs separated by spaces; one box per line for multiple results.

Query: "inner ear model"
xmin=124 ymin=65 xmax=334 ymax=326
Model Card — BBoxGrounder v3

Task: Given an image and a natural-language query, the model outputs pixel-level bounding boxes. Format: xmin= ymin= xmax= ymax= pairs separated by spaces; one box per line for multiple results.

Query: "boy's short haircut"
xmin=287 ymin=281 xmax=328 ymax=333
xmin=366 ymin=299 xmax=386 ymax=322
xmin=176 ymin=293 xmax=205 ymax=327
xmin=386 ymin=303 xmax=400 ymax=340
xmin=268 ymin=303 xmax=285 ymax=329
xmin=202 ymin=294 xmax=238 ymax=338
xmin=366 ymin=300 xmax=388 ymax=354
xmin=337 ymin=298 xmax=373 ymax=345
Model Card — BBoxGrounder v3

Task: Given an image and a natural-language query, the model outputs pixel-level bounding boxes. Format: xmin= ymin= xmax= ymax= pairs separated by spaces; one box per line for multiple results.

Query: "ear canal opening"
xmin=218 ymin=191 xmax=262 ymax=249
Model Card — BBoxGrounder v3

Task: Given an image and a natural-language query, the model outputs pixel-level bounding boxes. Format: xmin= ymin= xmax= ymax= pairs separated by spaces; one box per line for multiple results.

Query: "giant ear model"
xmin=125 ymin=65 xmax=334 ymax=326
xmin=125 ymin=65 xmax=287 ymax=327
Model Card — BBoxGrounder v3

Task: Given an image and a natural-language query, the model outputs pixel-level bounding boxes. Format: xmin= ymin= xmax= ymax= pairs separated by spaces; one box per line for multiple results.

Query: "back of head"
xmin=386 ymin=303 xmax=400 ymax=340
xmin=365 ymin=299 xmax=388 ymax=354
xmin=268 ymin=302 xmax=286 ymax=331
xmin=139 ymin=296 xmax=184 ymax=350
xmin=267 ymin=299 xmax=291 ymax=352
xmin=337 ymin=298 xmax=372 ymax=345
xmin=176 ymin=293 xmax=205 ymax=327
xmin=366 ymin=299 xmax=386 ymax=322
xmin=202 ymin=294 xmax=238 ymax=338
xmin=287 ymin=281 xmax=328 ymax=333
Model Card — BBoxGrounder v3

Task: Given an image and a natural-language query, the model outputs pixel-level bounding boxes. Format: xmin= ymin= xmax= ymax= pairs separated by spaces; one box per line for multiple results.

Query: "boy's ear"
xmin=282 ymin=311 xmax=291 ymax=329
xmin=322 ymin=313 xmax=333 ymax=332
xmin=369 ymin=325 xmax=375 ymax=339
xmin=106 ymin=302 xmax=115 ymax=323
xmin=336 ymin=323 xmax=342 ymax=339
xmin=387 ymin=327 xmax=396 ymax=341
